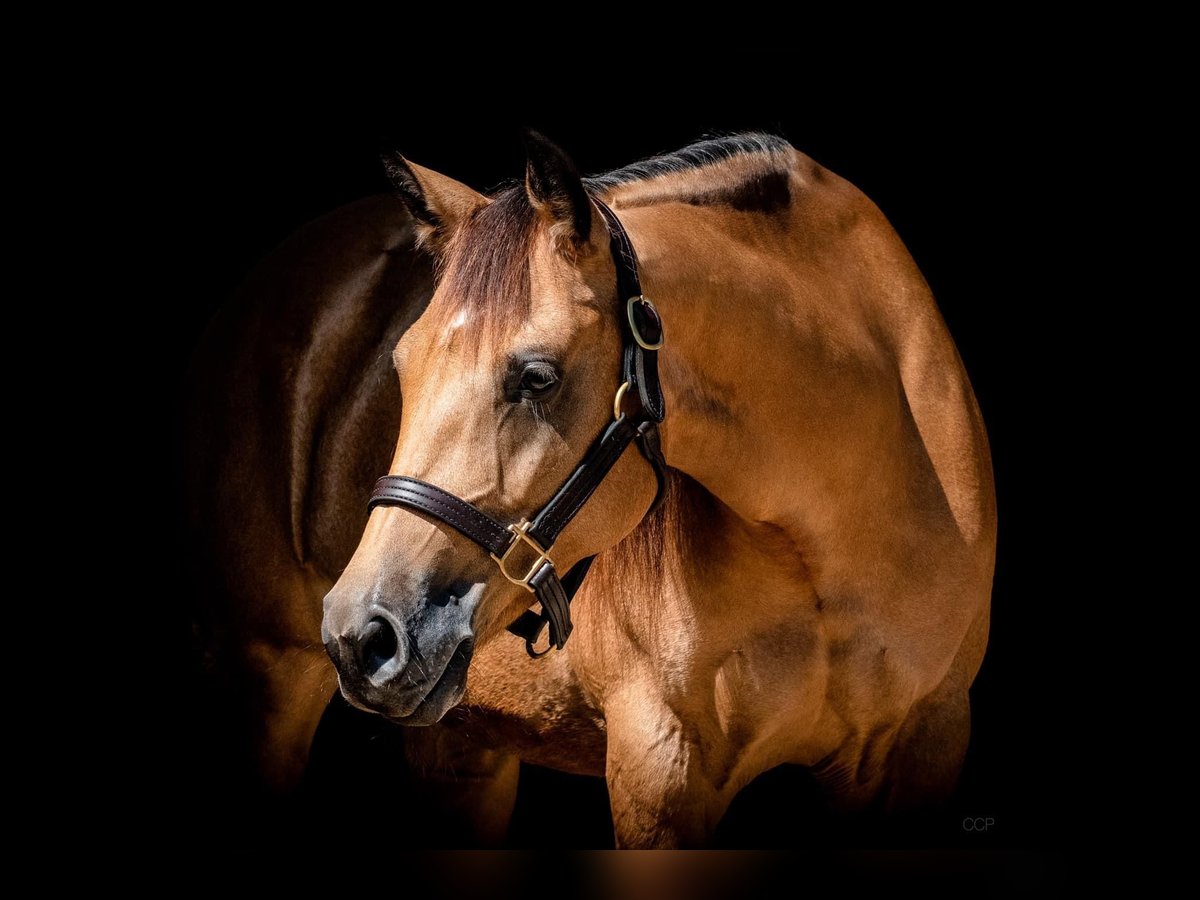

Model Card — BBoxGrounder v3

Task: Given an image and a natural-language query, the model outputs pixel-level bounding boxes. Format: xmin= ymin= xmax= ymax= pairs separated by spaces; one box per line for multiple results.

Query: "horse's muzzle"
xmin=321 ymin=587 xmax=477 ymax=724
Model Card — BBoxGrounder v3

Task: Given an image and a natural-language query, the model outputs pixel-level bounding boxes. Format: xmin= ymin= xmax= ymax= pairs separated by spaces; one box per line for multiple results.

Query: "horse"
xmin=187 ymin=132 xmax=995 ymax=847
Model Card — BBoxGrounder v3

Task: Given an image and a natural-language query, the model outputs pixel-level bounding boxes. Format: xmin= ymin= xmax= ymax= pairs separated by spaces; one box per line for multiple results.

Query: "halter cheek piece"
xmin=367 ymin=198 xmax=667 ymax=658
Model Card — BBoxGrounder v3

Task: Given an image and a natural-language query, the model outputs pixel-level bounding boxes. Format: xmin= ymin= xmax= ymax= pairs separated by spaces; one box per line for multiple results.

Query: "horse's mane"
xmin=436 ymin=133 xmax=794 ymax=343
xmin=584 ymin=132 xmax=792 ymax=192
xmin=586 ymin=132 xmax=794 ymax=213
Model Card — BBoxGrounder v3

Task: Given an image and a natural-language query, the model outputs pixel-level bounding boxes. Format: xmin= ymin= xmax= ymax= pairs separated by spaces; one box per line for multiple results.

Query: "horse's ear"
xmin=522 ymin=130 xmax=594 ymax=251
xmin=382 ymin=153 xmax=486 ymax=252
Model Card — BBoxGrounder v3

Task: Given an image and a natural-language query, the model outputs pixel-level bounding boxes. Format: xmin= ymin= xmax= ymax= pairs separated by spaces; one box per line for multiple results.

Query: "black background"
xmin=138 ymin=108 xmax=1080 ymax=853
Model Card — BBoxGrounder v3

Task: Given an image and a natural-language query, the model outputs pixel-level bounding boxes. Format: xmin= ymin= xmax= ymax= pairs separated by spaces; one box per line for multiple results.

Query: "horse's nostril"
xmin=359 ymin=616 xmax=400 ymax=677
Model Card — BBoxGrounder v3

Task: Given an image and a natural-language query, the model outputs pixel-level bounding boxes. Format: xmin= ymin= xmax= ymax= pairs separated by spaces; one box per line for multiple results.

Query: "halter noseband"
xmin=367 ymin=198 xmax=667 ymax=658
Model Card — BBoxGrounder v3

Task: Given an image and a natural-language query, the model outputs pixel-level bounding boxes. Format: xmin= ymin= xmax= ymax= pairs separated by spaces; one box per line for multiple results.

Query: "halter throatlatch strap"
xmin=368 ymin=197 xmax=666 ymax=657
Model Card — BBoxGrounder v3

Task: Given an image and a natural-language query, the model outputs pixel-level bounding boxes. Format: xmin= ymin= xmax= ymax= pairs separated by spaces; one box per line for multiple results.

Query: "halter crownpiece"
xmin=367 ymin=197 xmax=667 ymax=658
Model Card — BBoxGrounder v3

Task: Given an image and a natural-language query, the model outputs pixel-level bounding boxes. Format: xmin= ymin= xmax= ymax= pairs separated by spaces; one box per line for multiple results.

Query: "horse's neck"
xmin=582 ymin=169 xmax=992 ymax=698
xmin=620 ymin=199 xmax=915 ymax=541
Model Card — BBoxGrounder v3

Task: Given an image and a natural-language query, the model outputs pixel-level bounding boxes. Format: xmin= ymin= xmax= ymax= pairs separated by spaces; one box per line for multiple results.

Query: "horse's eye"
xmin=517 ymin=364 xmax=559 ymax=401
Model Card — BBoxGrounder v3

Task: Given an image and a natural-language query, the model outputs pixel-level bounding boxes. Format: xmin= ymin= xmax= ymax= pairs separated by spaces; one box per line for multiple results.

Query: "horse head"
xmin=322 ymin=133 xmax=662 ymax=723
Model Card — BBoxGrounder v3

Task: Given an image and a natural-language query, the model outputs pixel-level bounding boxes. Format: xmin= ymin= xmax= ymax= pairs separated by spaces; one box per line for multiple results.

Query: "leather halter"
xmin=368 ymin=198 xmax=667 ymax=658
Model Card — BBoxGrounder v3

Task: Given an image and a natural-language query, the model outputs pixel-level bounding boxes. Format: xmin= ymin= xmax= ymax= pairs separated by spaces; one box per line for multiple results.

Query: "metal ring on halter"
xmin=613 ymin=381 xmax=632 ymax=421
xmin=627 ymin=295 xmax=665 ymax=351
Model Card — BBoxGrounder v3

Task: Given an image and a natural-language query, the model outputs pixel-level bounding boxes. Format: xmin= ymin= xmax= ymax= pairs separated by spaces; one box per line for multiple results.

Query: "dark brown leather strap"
xmin=636 ymin=419 xmax=669 ymax=513
xmin=596 ymin=200 xmax=665 ymax=424
xmin=369 ymin=476 xmax=510 ymax=554
xmin=527 ymin=414 xmax=642 ymax=548
xmin=528 ymin=561 xmax=571 ymax=650
xmin=505 ymin=555 xmax=595 ymax=654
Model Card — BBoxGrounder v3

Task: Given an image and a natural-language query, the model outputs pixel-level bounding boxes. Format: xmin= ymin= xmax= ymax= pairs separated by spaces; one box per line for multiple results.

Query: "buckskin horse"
xmin=187 ymin=132 xmax=995 ymax=847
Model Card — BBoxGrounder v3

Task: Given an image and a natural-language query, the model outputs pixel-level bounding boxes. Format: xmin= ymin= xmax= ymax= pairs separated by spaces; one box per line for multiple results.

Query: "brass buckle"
xmin=490 ymin=518 xmax=554 ymax=593
xmin=627 ymin=295 xmax=664 ymax=351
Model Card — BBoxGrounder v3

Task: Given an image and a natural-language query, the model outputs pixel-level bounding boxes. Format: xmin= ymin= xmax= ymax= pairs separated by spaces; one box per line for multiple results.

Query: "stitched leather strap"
xmin=595 ymin=200 xmax=665 ymax=424
xmin=636 ymin=420 xmax=669 ymax=514
xmin=528 ymin=415 xmax=642 ymax=548
xmin=529 ymin=561 xmax=571 ymax=649
xmin=507 ymin=555 xmax=596 ymax=655
xmin=369 ymin=476 xmax=510 ymax=554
